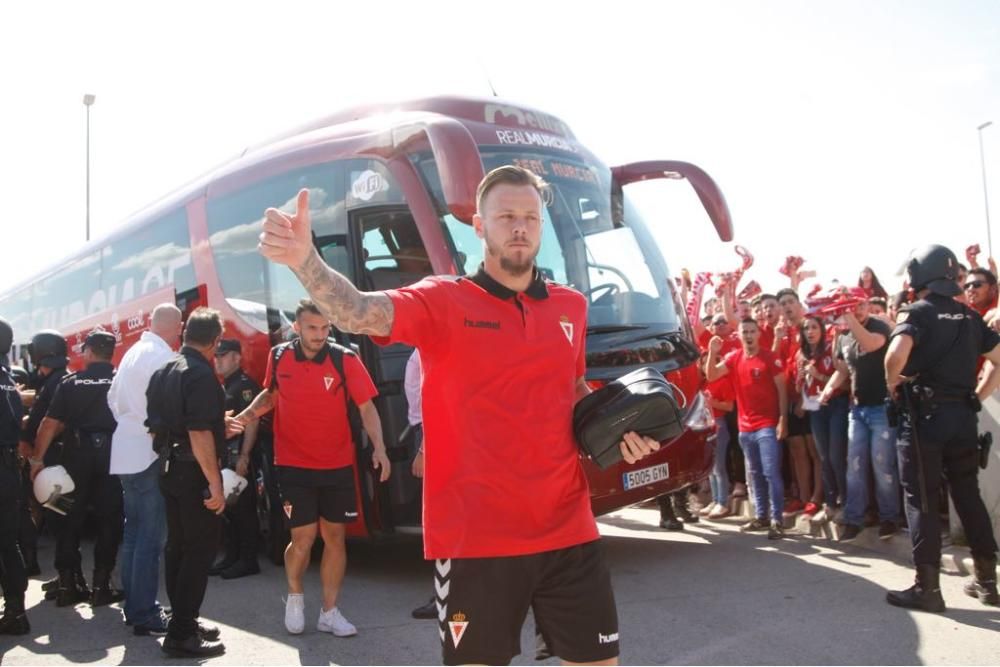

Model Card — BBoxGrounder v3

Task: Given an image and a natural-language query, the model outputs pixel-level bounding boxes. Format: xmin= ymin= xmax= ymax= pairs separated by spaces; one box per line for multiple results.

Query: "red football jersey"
xmin=724 ymin=348 xmax=784 ymax=432
xmin=373 ymin=271 xmax=598 ymax=559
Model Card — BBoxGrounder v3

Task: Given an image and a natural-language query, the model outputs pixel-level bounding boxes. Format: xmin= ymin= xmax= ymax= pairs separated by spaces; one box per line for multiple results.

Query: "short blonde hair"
xmin=475 ymin=165 xmax=548 ymax=214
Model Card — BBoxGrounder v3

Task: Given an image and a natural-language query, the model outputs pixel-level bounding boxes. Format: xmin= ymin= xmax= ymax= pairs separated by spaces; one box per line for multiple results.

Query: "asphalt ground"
xmin=2 ymin=505 xmax=998 ymax=665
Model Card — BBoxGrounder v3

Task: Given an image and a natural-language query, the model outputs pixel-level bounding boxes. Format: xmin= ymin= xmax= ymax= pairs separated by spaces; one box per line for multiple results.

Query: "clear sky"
xmin=1 ymin=0 xmax=998 ymax=300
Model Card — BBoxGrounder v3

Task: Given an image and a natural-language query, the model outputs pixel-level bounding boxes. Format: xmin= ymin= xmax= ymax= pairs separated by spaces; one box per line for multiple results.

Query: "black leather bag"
xmin=573 ymin=367 xmax=686 ymax=470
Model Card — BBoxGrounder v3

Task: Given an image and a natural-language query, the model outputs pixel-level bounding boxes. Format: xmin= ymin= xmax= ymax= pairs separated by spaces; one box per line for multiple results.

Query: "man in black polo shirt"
xmin=146 ymin=308 xmax=227 ymax=658
xmin=31 ymin=330 xmax=123 ymax=607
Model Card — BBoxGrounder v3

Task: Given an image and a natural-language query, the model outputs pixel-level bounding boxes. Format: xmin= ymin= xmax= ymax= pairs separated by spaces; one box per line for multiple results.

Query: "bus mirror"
xmin=611 ymin=161 xmax=733 ymax=241
xmin=390 ymin=114 xmax=484 ymax=224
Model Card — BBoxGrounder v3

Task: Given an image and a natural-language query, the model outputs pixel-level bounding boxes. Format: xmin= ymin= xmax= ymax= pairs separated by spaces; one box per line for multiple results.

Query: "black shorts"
xmin=276 ymin=465 xmax=357 ymax=528
xmin=435 ymin=540 xmax=619 ymax=665
xmin=787 ymin=409 xmax=812 ymax=437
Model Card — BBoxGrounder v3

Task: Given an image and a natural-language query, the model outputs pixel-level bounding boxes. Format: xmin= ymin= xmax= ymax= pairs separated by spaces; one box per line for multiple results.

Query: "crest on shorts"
xmin=242 ymin=389 xmax=253 ymax=402
xmin=559 ymin=315 xmax=573 ymax=344
xmin=283 ymin=501 xmax=293 ymax=519
xmin=448 ymin=611 xmax=469 ymax=648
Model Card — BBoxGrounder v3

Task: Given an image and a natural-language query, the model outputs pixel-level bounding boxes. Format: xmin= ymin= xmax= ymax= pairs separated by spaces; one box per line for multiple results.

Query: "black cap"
xmin=215 ymin=339 xmax=242 ymax=356
xmin=83 ymin=330 xmax=116 ymax=357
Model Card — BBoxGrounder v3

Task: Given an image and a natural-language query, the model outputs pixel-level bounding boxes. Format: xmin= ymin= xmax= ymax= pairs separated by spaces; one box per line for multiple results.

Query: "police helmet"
xmin=28 ymin=330 xmax=68 ymax=369
xmin=33 ymin=465 xmax=76 ymax=515
xmin=221 ymin=468 xmax=248 ymax=505
xmin=0 ymin=317 xmax=12 ymax=356
xmin=904 ymin=245 xmax=962 ymax=297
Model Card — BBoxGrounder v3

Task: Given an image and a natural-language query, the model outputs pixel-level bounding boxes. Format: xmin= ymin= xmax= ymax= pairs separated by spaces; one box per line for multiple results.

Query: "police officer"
xmin=21 ymin=330 xmax=81 ymax=598
xmin=31 ymin=330 xmax=124 ymax=607
xmin=145 ymin=307 xmax=227 ymax=657
xmin=0 ymin=317 xmax=30 ymax=634
xmin=210 ymin=338 xmax=262 ymax=579
xmin=884 ymin=244 xmax=1000 ymax=612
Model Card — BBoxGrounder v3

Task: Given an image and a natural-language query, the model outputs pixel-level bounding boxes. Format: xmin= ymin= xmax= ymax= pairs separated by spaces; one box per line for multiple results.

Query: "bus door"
xmin=348 ymin=204 xmax=434 ymax=528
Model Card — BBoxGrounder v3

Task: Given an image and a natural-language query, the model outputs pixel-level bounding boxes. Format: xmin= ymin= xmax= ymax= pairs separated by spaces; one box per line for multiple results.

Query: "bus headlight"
xmin=684 ymin=391 xmax=715 ymax=432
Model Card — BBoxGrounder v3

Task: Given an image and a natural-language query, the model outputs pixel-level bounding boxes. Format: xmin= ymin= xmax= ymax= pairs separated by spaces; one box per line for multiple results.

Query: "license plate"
xmin=622 ymin=463 xmax=670 ymax=490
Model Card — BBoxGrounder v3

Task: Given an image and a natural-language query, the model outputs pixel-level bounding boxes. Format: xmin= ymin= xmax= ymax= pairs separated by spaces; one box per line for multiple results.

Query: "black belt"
xmin=165 ymin=444 xmax=198 ymax=462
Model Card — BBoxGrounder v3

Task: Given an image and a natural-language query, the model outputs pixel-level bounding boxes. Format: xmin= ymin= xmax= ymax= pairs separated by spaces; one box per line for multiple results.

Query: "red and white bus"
xmin=0 ymin=96 xmax=733 ymax=560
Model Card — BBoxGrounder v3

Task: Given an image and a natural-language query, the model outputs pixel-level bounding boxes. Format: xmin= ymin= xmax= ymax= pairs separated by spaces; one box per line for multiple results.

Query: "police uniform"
xmin=0 ymin=317 xmax=29 ymax=634
xmin=146 ymin=344 xmax=226 ymax=653
xmin=887 ymin=244 xmax=1000 ymax=612
xmin=44 ymin=331 xmax=123 ymax=607
xmin=211 ymin=339 xmax=262 ymax=578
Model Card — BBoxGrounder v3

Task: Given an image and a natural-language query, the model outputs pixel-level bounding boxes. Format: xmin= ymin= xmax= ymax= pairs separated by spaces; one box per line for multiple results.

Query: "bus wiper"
xmin=586 ymin=324 xmax=649 ymax=336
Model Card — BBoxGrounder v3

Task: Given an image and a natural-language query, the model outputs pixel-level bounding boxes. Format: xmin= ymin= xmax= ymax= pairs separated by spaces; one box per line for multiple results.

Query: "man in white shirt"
xmin=107 ymin=303 xmax=182 ymax=636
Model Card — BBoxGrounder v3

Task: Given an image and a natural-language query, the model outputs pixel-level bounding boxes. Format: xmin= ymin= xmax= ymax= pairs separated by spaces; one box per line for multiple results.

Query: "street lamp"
xmin=83 ymin=94 xmax=95 ymax=242
xmin=978 ymin=120 xmax=992 ymax=257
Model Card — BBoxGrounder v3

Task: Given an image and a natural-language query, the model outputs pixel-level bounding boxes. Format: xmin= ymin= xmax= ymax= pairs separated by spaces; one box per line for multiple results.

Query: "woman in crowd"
xmin=700 ymin=353 xmax=735 ymax=519
xmin=858 ymin=267 xmax=888 ymax=300
xmin=796 ymin=315 xmax=848 ymax=521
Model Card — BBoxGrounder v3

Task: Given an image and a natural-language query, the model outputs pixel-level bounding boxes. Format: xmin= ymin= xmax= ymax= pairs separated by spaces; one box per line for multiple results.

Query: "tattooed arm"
xmin=259 ymin=189 xmax=395 ymax=336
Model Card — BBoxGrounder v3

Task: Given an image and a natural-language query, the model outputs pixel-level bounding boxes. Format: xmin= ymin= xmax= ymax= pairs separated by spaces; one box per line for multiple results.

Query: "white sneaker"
xmin=698 ymin=502 xmax=718 ymax=517
xmin=285 ymin=594 xmax=305 ymax=634
xmin=318 ymin=606 xmax=357 ymax=637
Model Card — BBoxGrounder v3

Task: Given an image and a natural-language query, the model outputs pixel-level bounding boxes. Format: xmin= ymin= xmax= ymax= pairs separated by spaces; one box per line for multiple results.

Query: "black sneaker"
xmin=220 ymin=560 xmax=260 ymax=580
xmin=740 ymin=518 xmax=769 ymax=532
xmin=659 ymin=517 xmax=685 ymax=531
xmin=0 ymin=612 xmax=30 ymax=635
xmin=767 ymin=521 xmax=784 ymax=540
xmin=839 ymin=524 xmax=862 ymax=543
xmin=161 ymin=634 xmax=226 ymax=658
xmin=411 ymin=597 xmax=437 ymax=620
xmin=878 ymin=521 xmax=897 ymax=540
xmin=134 ymin=611 xmax=170 ymax=637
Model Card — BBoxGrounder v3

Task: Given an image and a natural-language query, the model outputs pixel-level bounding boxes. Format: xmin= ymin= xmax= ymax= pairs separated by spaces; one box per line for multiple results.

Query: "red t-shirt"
xmin=264 ymin=341 xmax=378 ymax=470
xmin=724 ymin=348 xmax=783 ymax=432
xmin=704 ymin=375 xmax=735 ymax=418
xmin=791 ymin=348 xmax=842 ymax=399
xmin=373 ymin=272 xmax=598 ymax=559
xmin=698 ymin=329 xmax=740 ymax=355
xmin=759 ymin=323 xmax=776 ymax=352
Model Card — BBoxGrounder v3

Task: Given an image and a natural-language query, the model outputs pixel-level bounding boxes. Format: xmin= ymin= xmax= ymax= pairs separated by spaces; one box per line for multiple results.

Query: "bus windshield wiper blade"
xmin=586 ymin=324 xmax=649 ymax=336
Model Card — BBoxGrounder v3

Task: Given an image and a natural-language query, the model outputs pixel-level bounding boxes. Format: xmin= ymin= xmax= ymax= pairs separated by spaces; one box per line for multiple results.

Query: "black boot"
xmin=673 ymin=494 xmax=699 ymax=524
xmin=886 ymin=564 xmax=946 ymax=613
xmin=74 ymin=567 xmax=91 ymax=598
xmin=411 ymin=596 xmax=437 ymax=620
xmin=0 ymin=611 xmax=30 ymax=635
xmin=658 ymin=496 xmax=684 ymax=530
xmin=90 ymin=569 xmax=125 ymax=607
xmin=963 ymin=555 xmax=999 ymax=606
xmin=208 ymin=551 xmax=239 ymax=576
xmin=55 ymin=570 xmax=82 ymax=607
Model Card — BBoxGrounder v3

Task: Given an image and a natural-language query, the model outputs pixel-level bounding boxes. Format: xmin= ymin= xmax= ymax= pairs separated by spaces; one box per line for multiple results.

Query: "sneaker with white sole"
xmin=285 ymin=594 xmax=305 ymax=635
xmin=708 ymin=504 xmax=731 ymax=519
xmin=698 ymin=502 xmax=718 ymax=517
xmin=318 ymin=606 xmax=357 ymax=637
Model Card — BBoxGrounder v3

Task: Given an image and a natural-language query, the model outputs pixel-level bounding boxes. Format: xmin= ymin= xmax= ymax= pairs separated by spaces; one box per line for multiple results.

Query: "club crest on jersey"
xmin=283 ymin=501 xmax=293 ymax=519
xmin=559 ymin=315 xmax=574 ymax=343
xmin=324 ymin=376 xmax=335 ymax=391
xmin=448 ymin=611 xmax=469 ymax=648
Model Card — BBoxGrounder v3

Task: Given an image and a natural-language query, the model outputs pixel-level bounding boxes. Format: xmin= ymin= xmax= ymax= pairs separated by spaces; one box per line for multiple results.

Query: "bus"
xmin=0 ymin=96 xmax=733 ymax=561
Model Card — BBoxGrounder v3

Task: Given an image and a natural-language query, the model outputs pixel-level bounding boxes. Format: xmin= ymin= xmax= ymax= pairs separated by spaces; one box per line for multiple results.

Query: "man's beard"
xmin=485 ymin=231 xmax=536 ymax=277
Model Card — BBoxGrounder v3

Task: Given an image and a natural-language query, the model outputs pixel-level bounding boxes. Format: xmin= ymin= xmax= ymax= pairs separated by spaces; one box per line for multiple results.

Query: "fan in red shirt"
xmin=964 ymin=267 xmax=999 ymax=318
xmin=257 ymin=165 xmax=660 ymax=665
xmin=697 ymin=314 xmax=740 ymax=354
xmin=706 ymin=319 xmax=788 ymax=539
xmin=757 ymin=293 xmax=781 ymax=352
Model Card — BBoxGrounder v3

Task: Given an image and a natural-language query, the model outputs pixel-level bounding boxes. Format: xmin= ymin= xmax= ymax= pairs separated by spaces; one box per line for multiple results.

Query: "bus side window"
xmin=356 ymin=209 xmax=433 ymax=291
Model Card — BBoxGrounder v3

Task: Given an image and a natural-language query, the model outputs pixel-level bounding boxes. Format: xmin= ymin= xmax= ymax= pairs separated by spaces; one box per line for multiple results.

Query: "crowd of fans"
xmin=660 ymin=247 xmax=1000 ymax=541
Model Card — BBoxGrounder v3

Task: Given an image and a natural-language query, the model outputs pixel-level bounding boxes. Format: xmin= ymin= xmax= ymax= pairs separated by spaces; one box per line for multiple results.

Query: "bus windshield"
xmin=418 ymin=149 xmax=683 ymax=333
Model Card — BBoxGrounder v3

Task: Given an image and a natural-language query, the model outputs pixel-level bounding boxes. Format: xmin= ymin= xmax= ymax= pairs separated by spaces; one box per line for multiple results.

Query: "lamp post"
xmin=83 ymin=94 xmax=95 ymax=242
xmin=978 ymin=121 xmax=993 ymax=257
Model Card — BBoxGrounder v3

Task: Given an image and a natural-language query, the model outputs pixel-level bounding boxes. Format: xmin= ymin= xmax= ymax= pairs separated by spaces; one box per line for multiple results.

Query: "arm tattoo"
xmin=294 ymin=250 xmax=395 ymax=336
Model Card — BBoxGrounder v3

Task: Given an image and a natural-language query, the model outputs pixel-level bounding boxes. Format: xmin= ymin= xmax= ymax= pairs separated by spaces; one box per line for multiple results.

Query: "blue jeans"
xmin=845 ymin=405 xmax=899 ymax=526
xmin=808 ymin=395 xmax=849 ymax=507
xmin=709 ymin=417 xmax=731 ymax=505
xmin=118 ymin=459 xmax=167 ymax=626
xmin=738 ymin=427 xmax=783 ymax=521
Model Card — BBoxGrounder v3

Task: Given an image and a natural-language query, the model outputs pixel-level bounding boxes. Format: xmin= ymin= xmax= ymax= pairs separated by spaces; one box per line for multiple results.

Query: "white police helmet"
xmin=33 ymin=465 xmax=76 ymax=515
xmin=221 ymin=468 xmax=248 ymax=505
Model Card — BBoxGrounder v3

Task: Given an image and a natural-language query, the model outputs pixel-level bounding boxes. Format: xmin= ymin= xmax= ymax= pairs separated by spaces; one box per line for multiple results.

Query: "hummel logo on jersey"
xmin=598 ymin=631 xmax=619 ymax=645
xmin=464 ymin=317 xmax=501 ymax=330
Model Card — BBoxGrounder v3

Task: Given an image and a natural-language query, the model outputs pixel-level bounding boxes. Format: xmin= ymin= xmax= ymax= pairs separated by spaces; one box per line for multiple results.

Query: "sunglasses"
xmin=965 ymin=280 xmax=987 ymax=290
xmin=711 ymin=320 xmax=728 ymax=327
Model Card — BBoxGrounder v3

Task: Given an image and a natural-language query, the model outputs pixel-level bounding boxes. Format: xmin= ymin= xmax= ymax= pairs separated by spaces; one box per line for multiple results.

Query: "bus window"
xmin=356 ymin=208 xmax=434 ymax=292
xmin=207 ymin=162 xmax=346 ymax=333
xmin=30 ymin=252 xmax=101 ymax=332
xmin=102 ymin=209 xmax=195 ymax=308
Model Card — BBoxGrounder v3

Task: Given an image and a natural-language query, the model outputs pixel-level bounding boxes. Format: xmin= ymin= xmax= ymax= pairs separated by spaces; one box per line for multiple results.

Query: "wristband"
xmin=28 ymin=457 xmax=42 ymax=466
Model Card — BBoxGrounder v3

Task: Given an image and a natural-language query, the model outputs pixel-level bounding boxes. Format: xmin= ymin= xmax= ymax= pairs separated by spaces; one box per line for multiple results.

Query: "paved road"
xmin=2 ymin=506 xmax=998 ymax=665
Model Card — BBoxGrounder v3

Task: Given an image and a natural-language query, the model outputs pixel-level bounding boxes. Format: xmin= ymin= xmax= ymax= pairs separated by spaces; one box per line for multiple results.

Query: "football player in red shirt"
xmin=259 ymin=166 xmax=659 ymax=666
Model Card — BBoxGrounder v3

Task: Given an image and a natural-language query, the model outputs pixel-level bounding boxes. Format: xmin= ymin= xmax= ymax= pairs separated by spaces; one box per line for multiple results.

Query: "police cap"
xmin=29 ymin=330 xmax=68 ymax=369
xmin=215 ymin=339 xmax=242 ymax=356
xmin=904 ymin=244 xmax=962 ymax=297
xmin=82 ymin=330 xmax=116 ymax=357
xmin=0 ymin=317 xmax=12 ymax=356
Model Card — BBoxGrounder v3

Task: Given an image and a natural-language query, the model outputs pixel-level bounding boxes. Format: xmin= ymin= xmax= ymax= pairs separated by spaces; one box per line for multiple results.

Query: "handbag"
xmin=572 ymin=367 xmax=686 ymax=470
